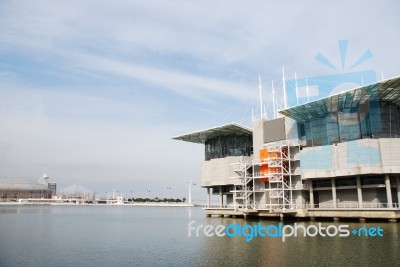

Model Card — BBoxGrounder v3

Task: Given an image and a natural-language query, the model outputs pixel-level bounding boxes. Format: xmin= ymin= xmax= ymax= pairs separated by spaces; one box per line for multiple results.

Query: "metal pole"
xmin=295 ymin=72 xmax=299 ymax=106
xmin=259 ymin=75 xmax=263 ymax=119
xmin=282 ymin=67 xmax=287 ymax=109
xmin=272 ymin=80 xmax=276 ymax=119
xmin=188 ymin=181 xmax=192 ymax=204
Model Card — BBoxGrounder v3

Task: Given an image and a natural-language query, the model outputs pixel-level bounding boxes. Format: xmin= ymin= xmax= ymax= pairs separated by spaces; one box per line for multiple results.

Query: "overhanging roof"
xmin=172 ymin=122 xmax=252 ymax=144
xmin=0 ymin=178 xmax=50 ymax=190
xmin=279 ymin=76 xmax=400 ymax=122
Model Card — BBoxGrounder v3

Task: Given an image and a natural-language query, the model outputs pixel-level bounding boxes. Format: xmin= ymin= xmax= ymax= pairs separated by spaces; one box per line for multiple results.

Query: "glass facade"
xmin=205 ymin=135 xmax=252 ymax=161
xmin=298 ymin=101 xmax=400 ymax=147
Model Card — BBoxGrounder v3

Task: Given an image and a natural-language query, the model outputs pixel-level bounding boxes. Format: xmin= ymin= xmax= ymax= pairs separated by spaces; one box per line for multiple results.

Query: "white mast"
xmin=272 ymin=80 xmax=276 ymax=119
xmin=282 ymin=67 xmax=287 ymax=109
xmin=188 ymin=181 xmax=193 ymax=204
xmin=263 ymin=104 xmax=267 ymax=119
xmin=306 ymin=77 xmax=310 ymax=103
xmin=259 ymin=74 xmax=263 ymax=119
xmin=295 ymin=72 xmax=299 ymax=106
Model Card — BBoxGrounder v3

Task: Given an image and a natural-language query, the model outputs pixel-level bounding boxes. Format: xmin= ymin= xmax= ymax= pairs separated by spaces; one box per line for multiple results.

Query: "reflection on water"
xmin=198 ymin=217 xmax=400 ymax=267
xmin=0 ymin=206 xmax=399 ymax=267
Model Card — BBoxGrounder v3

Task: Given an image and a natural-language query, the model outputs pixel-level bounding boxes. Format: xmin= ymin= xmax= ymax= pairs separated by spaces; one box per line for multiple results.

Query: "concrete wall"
xmin=301 ymin=138 xmax=400 ymax=179
xmin=201 ymin=156 xmax=252 ymax=187
xmin=285 ymin=117 xmax=299 ymax=141
xmin=336 ymin=189 xmax=358 ymax=204
xmin=226 ymin=194 xmax=233 ymax=205
xmin=317 ymin=191 xmax=333 ymax=205
xmin=252 ymin=119 xmax=265 ymax=159
xmin=362 ymin=188 xmax=387 ymax=204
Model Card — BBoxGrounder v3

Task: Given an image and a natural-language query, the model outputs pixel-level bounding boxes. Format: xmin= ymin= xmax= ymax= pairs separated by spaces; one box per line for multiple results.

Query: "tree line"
xmin=128 ymin=197 xmax=186 ymax=203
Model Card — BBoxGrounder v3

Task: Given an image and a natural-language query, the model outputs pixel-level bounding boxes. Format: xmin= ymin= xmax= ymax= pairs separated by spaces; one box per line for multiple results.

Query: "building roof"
xmin=0 ymin=178 xmax=50 ymax=191
xmin=60 ymin=184 xmax=93 ymax=195
xmin=279 ymin=76 xmax=400 ymax=122
xmin=172 ymin=122 xmax=252 ymax=144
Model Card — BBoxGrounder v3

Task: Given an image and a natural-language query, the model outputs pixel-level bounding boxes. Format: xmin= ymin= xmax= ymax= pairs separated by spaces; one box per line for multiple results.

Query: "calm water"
xmin=0 ymin=205 xmax=399 ymax=267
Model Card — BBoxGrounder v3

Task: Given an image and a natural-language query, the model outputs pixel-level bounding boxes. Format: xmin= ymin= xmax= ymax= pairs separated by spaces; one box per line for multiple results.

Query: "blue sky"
xmin=0 ymin=1 xmax=399 ymax=201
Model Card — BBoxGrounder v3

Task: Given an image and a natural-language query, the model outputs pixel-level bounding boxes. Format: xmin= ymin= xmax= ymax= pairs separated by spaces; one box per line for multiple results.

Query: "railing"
xmin=205 ymin=202 xmax=400 ymax=210
xmin=199 ymin=204 xmax=229 ymax=208
xmin=305 ymin=203 xmax=400 ymax=209
xmin=249 ymin=202 xmax=400 ymax=210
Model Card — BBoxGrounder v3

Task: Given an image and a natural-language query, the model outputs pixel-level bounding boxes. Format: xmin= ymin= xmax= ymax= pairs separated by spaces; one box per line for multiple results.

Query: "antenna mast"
xmin=295 ymin=72 xmax=299 ymax=106
xmin=259 ymin=74 xmax=263 ymax=119
xmin=282 ymin=67 xmax=287 ymax=109
xmin=272 ymin=80 xmax=276 ymax=119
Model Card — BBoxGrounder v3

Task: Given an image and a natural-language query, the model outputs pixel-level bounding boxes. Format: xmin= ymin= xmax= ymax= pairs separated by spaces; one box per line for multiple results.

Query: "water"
xmin=0 ymin=205 xmax=399 ymax=267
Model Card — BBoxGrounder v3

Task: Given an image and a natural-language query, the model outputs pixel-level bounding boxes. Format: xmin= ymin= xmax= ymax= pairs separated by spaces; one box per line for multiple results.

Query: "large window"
xmin=298 ymin=101 xmax=400 ymax=147
xmin=205 ymin=135 xmax=252 ymax=161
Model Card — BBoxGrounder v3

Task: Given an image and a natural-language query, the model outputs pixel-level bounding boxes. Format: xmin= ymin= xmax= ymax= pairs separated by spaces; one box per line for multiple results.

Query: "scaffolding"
xmin=261 ymin=141 xmax=292 ymax=210
xmin=232 ymin=140 xmax=300 ymax=211
xmin=230 ymin=160 xmax=254 ymax=210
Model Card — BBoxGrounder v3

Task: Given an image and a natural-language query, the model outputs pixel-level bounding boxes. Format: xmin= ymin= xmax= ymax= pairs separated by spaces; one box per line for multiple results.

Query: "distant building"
xmin=0 ymin=178 xmax=52 ymax=200
xmin=59 ymin=184 xmax=94 ymax=199
xmin=38 ymin=172 xmax=57 ymax=196
xmin=174 ymin=76 xmax=400 ymax=221
xmin=0 ymin=172 xmax=57 ymax=201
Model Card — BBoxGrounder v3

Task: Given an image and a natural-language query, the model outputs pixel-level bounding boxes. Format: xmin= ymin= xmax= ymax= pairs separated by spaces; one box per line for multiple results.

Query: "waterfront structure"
xmin=174 ymin=76 xmax=400 ymax=221
xmin=38 ymin=172 xmax=57 ymax=196
xmin=0 ymin=172 xmax=56 ymax=201
xmin=0 ymin=178 xmax=52 ymax=200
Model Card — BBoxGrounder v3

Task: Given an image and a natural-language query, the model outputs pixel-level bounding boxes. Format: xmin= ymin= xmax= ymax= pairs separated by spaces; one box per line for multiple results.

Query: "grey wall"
xmin=201 ymin=156 xmax=252 ymax=187
xmin=252 ymin=119 xmax=265 ymax=159
xmin=301 ymin=138 xmax=400 ymax=179
xmin=263 ymin=117 xmax=286 ymax=143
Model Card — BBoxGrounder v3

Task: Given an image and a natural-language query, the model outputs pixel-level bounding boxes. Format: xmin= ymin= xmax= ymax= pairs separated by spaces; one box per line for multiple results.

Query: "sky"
xmin=0 ymin=1 xmax=399 ymax=202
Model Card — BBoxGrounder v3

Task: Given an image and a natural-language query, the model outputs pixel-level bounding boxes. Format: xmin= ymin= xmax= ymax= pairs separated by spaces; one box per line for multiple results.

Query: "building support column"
xmin=331 ymin=178 xmax=337 ymax=209
xmin=385 ymin=174 xmax=393 ymax=208
xmin=309 ymin=180 xmax=314 ymax=208
xmin=219 ymin=186 xmax=223 ymax=208
xmin=396 ymin=176 xmax=400 ymax=208
xmin=356 ymin=176 xmax=363 ymax=208
xmin=207 ymin=188 xmax=210 ymax=208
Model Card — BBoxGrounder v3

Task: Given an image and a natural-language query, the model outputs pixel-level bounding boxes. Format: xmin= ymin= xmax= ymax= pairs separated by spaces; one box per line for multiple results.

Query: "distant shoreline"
xmin=0 ymin=202 xmax=195 ymax=207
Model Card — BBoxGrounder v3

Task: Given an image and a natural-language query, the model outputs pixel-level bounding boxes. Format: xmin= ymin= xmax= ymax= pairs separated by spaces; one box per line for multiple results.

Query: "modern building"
xmin=0 ymin=172 xmax=56 ymax=201
xmin=0 ymin=178 xmax=52 ymax=200
xmin=38 ymin=172 xmax=57 ymax=196
xmin=174 ymin=75 xmax=400 ymax=221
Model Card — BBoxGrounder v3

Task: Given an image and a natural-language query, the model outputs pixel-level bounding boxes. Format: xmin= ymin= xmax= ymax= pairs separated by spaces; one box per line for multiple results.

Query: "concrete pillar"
xmin=309 ymin=180 xmax=314 ymax=208
xmin=396 ymin=176 xmax=400 ymax=208
xmin=331 ymin=178 xmax=337 ymax=208
xmin=219 ymin=186 xmax=223 ymax=208
xmin=207 ymin=188 xmax=210 ymax=208
xmin=385 ymin=174 xmax=393 ymax=208
xmin=356 ymin=176 xmax=363 ymax=208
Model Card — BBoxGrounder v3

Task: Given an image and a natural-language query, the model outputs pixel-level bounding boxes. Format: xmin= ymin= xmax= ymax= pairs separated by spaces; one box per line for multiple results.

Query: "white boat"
xmin=116 ymin=196 xmax=124 ymax=205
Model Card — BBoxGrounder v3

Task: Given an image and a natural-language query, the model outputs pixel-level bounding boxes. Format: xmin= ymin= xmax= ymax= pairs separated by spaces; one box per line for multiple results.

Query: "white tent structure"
xmin=59 ymin=184 xmax=94 ymax=199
